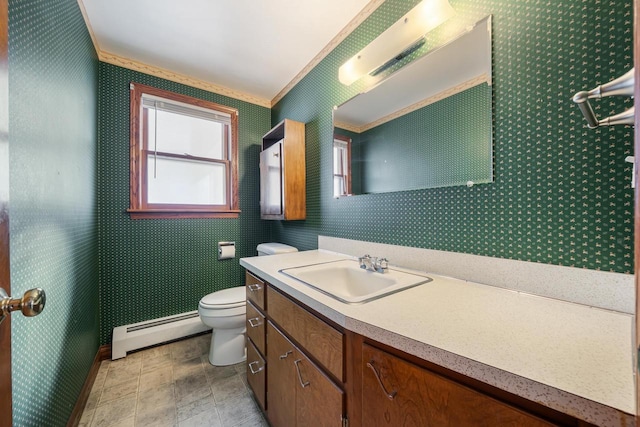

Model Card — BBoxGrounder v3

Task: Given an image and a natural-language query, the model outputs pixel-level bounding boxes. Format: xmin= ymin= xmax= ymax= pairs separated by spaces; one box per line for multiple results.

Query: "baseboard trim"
xmin=66 ymin=344 xmax=111 ymax=427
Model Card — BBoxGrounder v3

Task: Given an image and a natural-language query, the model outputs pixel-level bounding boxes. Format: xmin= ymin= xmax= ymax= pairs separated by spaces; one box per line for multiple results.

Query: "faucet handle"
xmin=375 ymin=258 xmax=389 ymax=273
xmin=359 ymin=254 xmax=371 ymax=269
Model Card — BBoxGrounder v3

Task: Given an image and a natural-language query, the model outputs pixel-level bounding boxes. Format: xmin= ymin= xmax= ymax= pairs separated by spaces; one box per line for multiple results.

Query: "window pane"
xmin=147 ymin=156 xmax=226 ymax=205
xmin=334 ymin=176 xmax=345 ymax=197
xmin=146 ymin=107 xmax=225 ymax=159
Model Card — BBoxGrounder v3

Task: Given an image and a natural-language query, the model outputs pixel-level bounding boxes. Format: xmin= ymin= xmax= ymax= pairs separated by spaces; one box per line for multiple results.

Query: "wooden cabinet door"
xmin=266 ymin=322 xmax=296 ymax=427
xmin=294 ymin=347 xmax=344 ymax=427
xmin=362 ymin=344 xmax=554 ymax=427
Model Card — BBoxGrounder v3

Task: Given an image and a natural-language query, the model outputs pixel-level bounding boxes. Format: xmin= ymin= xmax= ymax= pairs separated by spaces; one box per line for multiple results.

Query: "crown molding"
xmin=76 ymin=0 xmax=383 ymax=109
xmin=98 ymin=51 xmax=271 ymax=108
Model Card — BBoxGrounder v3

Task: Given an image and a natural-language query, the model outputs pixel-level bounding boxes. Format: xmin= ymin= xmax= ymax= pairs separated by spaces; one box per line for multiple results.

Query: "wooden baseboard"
xmin=66 ymin=344 xmax=111 ymax=427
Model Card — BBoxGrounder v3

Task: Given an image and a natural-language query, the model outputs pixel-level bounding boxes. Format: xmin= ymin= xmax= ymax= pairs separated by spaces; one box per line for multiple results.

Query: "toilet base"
xmin=208 ymin=326 xmax=246 ymax=366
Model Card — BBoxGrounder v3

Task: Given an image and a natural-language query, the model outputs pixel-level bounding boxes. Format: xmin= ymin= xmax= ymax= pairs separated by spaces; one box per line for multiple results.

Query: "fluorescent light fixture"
xmin=339 ymin=0 xmax=455 ymax=86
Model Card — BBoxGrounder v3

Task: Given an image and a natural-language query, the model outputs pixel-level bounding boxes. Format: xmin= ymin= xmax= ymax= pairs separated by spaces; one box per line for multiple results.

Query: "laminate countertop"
xmin=240 ymin=250 xmax=635 ymax=427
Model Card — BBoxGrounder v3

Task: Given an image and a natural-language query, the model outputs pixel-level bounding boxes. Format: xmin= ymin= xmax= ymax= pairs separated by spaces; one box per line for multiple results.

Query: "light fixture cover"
xmin=339 ymin=0 xmax=455 ymax=86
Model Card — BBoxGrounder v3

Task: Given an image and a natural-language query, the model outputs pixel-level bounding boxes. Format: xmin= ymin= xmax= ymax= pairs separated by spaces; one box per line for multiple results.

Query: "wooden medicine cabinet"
xmin=260 ymin=119 xmax=306 ymax=220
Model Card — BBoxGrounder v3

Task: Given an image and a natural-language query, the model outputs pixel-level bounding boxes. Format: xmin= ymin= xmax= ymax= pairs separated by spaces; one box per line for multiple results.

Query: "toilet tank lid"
xmin=257 ymin=243 xmax=298 ymax=255
xmin=200 ymin=286 xmax=245 ymax=306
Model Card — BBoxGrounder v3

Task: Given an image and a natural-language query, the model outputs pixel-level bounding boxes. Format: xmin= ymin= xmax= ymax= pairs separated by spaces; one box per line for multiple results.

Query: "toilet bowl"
xmin=198 ymin=286 xmax=247 ymax=366
xmin=199 ymin=242 xmax=298 ymax=366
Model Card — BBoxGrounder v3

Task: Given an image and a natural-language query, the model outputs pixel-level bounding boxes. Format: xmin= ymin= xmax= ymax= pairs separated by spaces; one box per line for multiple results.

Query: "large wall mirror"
xmin=333 ymin=15 xmax=493 ymax=197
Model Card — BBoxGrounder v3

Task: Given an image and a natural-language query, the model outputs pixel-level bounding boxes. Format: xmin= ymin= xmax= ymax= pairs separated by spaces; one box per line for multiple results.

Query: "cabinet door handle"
xmin=279 ymin=350 xmax=293 ymax=359
xmin=248 ymin=361 xmax=264 ymax=375
xmin=248 ymin=284 xmax=262 ymax=292
xmin=366 ymin=361 xmax=397 ymax=400
xmin=294 ymin=359 xmax=310 ymax=388
xmin=248 ymin=317 xmax=261 ymax=328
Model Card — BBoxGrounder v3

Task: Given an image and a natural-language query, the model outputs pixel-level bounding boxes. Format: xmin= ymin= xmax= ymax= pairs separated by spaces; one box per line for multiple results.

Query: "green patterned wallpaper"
xmin=9 ymin=0 xmax=99 ymax=425
xmin=98 ymin=64 xmax=272 ymax=345
xmin=273 ymin=0 xmax=634 ymax=274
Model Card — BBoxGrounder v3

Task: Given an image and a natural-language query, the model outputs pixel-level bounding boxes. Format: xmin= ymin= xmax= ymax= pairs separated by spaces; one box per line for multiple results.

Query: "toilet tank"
xmin=257 ymin=242 xmax=298 ymax=256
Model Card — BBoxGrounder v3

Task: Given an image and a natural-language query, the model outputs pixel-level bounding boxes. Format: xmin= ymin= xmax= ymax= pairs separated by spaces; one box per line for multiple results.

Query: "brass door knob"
xmin=0 ymin=287 xmax=46 ymax=325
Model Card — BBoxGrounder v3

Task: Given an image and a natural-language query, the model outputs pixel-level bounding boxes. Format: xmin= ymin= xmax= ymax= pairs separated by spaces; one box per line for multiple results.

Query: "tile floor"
xmin=78 ymin=334 xmax=268 ymax=427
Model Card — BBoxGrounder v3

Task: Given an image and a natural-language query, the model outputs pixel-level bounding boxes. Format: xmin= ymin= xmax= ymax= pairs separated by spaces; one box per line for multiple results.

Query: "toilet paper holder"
xmin=218 ymin=242 xmax=236 ymax=260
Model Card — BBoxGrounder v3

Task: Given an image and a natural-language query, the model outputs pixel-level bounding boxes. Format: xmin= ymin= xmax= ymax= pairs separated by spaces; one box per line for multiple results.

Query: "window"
xmin=129 ymin=83 xmax=240 ymax=219
xmin=333 ymin=135 xmax=351 ymax=197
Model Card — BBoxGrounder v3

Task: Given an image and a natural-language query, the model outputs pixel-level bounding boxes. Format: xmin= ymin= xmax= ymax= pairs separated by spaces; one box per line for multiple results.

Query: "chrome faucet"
xmin=359 ymin=255 xmax=389 ymax=273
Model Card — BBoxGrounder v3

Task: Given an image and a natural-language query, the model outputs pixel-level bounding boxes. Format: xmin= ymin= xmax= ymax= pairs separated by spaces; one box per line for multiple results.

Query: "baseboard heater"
xmin=111 ymin=311 xmax=210 ymax=360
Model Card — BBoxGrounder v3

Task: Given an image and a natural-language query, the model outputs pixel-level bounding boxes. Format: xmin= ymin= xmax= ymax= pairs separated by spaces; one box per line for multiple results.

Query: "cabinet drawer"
xmin=245 ymin=271 xmax=266 ymax=310
xmin=267 ymin=286 xmax=344 ymax=381
xmin=246 ymin=300 xmax=265 ymax=354
xmin=246 ymin=339 xmax=266 ymax=411
xmin=362 ymin=343 xmax=555 ymax=427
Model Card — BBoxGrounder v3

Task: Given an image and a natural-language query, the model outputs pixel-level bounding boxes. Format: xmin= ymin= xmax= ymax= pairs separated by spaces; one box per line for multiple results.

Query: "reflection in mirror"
xmin=333 ymin=15 xmax=493 ymax=197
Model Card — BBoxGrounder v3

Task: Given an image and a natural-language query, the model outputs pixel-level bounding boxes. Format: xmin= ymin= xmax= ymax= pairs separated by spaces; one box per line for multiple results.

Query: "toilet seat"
xmin=199 ymin=286 xmax=245 ymax=309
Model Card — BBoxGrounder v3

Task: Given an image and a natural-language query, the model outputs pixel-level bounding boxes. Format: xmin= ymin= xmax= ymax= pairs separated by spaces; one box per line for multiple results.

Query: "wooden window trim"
xmin=334 ymin=134 xmax=352 ymax=195
xmin=129 ymin=82 xmax=240 ymax=219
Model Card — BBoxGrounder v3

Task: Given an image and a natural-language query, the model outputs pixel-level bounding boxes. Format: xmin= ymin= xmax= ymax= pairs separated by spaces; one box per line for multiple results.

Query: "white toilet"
xmin=199 ymin=242 xmax=298 ymax=366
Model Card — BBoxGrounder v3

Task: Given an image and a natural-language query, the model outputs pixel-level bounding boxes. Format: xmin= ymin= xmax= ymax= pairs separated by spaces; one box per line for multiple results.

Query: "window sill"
xmin=127 ymin=209 xmax=241 ymax=220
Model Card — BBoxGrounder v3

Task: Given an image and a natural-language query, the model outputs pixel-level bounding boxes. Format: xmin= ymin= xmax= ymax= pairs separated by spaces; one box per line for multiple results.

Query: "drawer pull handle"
xmin=248 ymin=317 xmax=262 ymax=328
xmin=367 ymin=361 xmax=397 ymax=400
xmin=279 ymin=350 xmax=293 ymax=359
xmin=294 ymin=359 xmax=310 ymax=388
xmin=248 ymin=284 xmax=262 ymax=292
xmin=248 ymin=361 xmax=264 ymax=375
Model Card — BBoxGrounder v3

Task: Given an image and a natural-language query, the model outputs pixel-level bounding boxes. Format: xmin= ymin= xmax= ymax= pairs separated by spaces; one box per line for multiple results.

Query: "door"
xmin=260 ymin=140 xmax=283 ymax=216
xmin=294 ymin=346 xmax=344 ymax=427
xmin=266 ymin=322 xmax=296 ymax=427
xmin=0 ymin=0 xmax=11 ymax=424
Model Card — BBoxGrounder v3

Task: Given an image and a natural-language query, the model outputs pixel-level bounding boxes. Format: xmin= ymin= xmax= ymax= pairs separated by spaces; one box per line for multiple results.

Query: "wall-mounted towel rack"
xmin=572 ymin=68 xmax=635 ymax=128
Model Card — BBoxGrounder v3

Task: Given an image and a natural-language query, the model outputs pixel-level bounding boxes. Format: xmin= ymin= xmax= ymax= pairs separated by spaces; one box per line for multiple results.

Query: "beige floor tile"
xmin=171 ymin=336 xmax=207 ymax=362
xmin=109 ymin=352 xmax=142 ymax=369
xmin=78 ymin=408 xmax=94 ymax=427
xmin=234 ymin=361 xmax=246 ymax=374
xmin=211 ymin=375 xmax=247 ymax=404
xmin=202 ymin=358 xmax=238 ymax=382
xmin=176 ymin=394 xmax=217 ymax=422
xmin=91 ymin=396 xmax=136 ymax=427
xmin=80 ymin=335 xmax=261 ymax=427
xmin=137 ymin=384 xmax=176 ymax=414
xmin=98 ymin=378 xmax=138 ymax=406
xmin=230 ymin=411 xmax=268 ymax=427
xmin=141 ymin=344 xmax=171 ymax=359
xmin=140 ymin=366 xmax=173 ymax=391
xmin=104 ymin=416 xmax=134 ymax=427
xmin=135 ymin=404 xmax=177 ymax=427
xmin=216 ymin=393 xmax=261 ymax=427
xmin=142 ymin=352 xmax=173 ymax=373
xmin=178 ymin=408 xmax=222 ymax=427
xmin=84 ymin=387 xmax=102 ymax=412
xmin=103 ymin=363 xmax=141 ymax=389
xmin=175 ymin=374 xmax=212 ymax=408
xmin=173 ymin=356 xmax=204 ymax=381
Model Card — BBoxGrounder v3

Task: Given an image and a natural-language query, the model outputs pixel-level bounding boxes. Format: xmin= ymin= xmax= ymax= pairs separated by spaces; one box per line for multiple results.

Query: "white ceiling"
xmin=81 ymin=0 xmax=374 ymax=104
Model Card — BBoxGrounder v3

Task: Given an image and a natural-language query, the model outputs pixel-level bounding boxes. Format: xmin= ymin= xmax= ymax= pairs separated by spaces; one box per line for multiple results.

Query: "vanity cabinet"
xmin=260 ymin=119 xmax=306 ymax=220
xmin=360 ymin=343 xmax=558 ymax=427
xmin=244 ymin=269 xmax=587 ymax=427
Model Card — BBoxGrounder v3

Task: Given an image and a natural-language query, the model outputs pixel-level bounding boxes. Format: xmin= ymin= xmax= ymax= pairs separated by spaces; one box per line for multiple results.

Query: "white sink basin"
xmin=280 ymin=259 xmax=432 ymax=304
